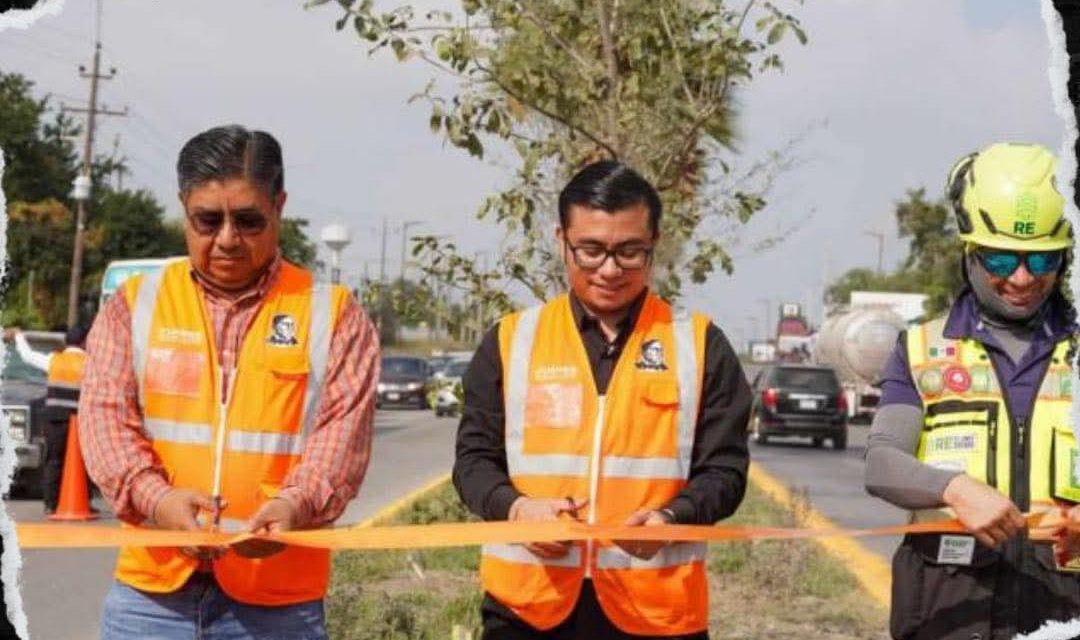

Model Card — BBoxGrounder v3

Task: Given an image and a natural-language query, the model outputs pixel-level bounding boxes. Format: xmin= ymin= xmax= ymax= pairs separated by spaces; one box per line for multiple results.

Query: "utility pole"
xmin=758 ymin=297 xmax=771 ymax=341
xmin=376 ymin=218 xmax=388 ymax=335
xmin=63 ymin=9 xmax=127 ymax=330
xmin=864 ymin=230 xmax=885 ymax=276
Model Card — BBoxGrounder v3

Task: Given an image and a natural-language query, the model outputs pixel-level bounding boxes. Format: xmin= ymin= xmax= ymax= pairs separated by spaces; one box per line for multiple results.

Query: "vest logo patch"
xmin=636 ymin=339 xmax=668 ymax=371
xmin=927 ymin=433 xmax=977 ymax=453
xmin=927 ymin=346 xmax=956 ymax=358
xmin=943 ymin=366 xmax=971 ymax=393
xmin=969 ymin=366 xmax=991 ymax=393
xmin=157 ymin=328 xmax=202 ymax=345
xmin=268 ymin=314 xmax=299 ymax=346
xmin=534 ymin=365 xmax=579 ymax=382
xmin=918 ymin=369 xmax=944 ymax=395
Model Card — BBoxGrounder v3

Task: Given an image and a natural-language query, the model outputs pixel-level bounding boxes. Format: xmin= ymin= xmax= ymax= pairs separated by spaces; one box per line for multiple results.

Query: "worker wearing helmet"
xmin=865 ymin=142 xmax=1079 ymax=639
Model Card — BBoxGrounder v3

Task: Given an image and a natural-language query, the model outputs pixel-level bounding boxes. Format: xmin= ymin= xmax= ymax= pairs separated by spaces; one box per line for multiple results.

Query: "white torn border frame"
xmin=0 ymin=2 xmax=66 ymax=640
xmin=0 ymin=1 xmax=1076 ymax=640
xmin=1024 ymin=1 xmax=1080 ymax=639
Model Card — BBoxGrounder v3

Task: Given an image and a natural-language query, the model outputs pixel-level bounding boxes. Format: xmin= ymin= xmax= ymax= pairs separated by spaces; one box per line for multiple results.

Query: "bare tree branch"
xmin=475 ymin=61 xmax=619 ymax=159
xmin=516 ymin=3 xmax=600 ymax=77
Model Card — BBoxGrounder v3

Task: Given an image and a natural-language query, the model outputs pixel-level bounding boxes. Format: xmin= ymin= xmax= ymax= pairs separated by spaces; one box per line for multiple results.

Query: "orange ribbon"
xmin=13 ymin=513 xmax=1066 ymax=550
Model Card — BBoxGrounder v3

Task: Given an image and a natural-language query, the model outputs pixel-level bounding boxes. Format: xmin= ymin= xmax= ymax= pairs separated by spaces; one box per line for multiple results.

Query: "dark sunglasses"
xmin=187 ymin=210 xmax=270 ymax=237
xmin=974 ymin=248 xmax=1064 ymax=278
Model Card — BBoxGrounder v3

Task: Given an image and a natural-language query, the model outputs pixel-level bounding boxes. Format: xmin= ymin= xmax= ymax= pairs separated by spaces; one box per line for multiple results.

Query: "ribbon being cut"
xmin=12 ymin=509 xmax=1074 ymax=552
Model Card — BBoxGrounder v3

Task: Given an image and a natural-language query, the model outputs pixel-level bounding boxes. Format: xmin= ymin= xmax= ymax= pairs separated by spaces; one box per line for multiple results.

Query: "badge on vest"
xmin=268 ymin=314 xmax=299 ymax=346
xmin=937 ymin=535 xmax=975 ymax=565
xmin=636 ymin=339 xmax=668 ymax=371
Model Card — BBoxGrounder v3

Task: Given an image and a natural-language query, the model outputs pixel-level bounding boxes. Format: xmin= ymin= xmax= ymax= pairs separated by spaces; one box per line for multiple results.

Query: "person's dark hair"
xmin=64 ymin=324 xmax=89 ymax=348
xmin=558 ymin=161 xmax=662 ymax=238
xmin=177 ymin=125 xmax=284 ymax=199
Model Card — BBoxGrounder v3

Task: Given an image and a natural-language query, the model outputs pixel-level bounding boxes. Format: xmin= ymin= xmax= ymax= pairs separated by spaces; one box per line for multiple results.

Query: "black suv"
xmin=749 ymin=364 xmax=848 ymax=450
xmin=377 ymin=355 xmax=433 ymax=410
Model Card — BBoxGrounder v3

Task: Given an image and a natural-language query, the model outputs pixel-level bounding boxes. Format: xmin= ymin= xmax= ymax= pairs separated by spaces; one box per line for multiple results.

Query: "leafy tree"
xmin=280 ymin=217 xmax=321 ymax=269
xmin=0 ymin=71 xmax=79 ymax=204
xmin=826 ymin=189 xmax=963 ymax=317
xmin=314 ymin=0 xmax=807 ymax=318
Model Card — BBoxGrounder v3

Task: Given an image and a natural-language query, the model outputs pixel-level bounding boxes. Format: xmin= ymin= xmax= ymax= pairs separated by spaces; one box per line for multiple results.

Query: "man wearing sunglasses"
xmin=865 ymin=142 xmax=1079 ymax=640
xmin=79 ymin=125 xmax=379 ymax=639
xmin=454 ymin=161 xmax=752 ymax=638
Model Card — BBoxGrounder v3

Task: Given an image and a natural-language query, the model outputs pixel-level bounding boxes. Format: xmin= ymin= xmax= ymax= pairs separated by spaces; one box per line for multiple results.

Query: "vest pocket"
xmin=921 ymin=400 xmax=998 ymax=488
xmin=642 ymin=380 xmax=679 ymax=406
xmin=1050 ymin=427 xmax=1080 ymax=503
xmin=261 ymin=350 xmax=310 ymax=380
xmin=891 ymin=535 xmax=997 ymax=640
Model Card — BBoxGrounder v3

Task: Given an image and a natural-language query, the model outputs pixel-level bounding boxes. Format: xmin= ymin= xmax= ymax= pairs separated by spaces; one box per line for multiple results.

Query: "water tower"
xmin=320 ymin=224 xmax=351 ymax=284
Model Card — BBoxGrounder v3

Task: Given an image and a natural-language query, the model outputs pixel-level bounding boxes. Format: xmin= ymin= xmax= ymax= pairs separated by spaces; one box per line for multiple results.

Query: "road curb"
xmin=748 ymin=461 xmax=892 ymax=608
xmin=355 ymin=472 xmax=453 ymax=528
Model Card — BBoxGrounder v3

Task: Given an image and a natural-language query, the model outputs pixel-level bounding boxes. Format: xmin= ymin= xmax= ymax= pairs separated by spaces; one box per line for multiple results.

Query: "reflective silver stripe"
xmin=300 ymin=283 xmax=333 ymax=440
xmin=144 ymin=419 xmax=213 ymax=445
xmin=511 ymin=454 xmax=590 ymax=477
xmin=48 ymin=382 xmax=81 ymax=391
xmin=44 ymin=399 xmax=79 ymax=409
xmin=228 ymin=430 xmax=303 ymax=456
xmin=672 ymin=309 xmax=698 ymax=479
xmin=504 ymin=305 xmax=542 ymax=476
xmin=595 ymin=542 xmax=706 ymax=570
xmin=601 ymin=456 xmax=683 ymax=480
xmin=482 ymin=543 xmax=582 ymax=568
xmin=131 ymin=267 xmax=165 ymax=410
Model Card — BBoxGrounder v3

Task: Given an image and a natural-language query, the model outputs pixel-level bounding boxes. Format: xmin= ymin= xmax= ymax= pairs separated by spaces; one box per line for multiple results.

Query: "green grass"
xmin=327 ymin=482 xmax=887 ymax=640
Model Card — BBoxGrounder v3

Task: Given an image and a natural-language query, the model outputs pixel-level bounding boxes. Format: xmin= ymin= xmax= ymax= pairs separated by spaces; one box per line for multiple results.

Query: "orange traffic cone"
xmin=48 ymin=414 xmax=98 ymax=521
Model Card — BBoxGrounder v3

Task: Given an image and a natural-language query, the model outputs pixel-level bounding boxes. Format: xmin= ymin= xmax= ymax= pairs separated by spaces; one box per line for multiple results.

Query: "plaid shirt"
xmin=78 ymin=255 xmax=379 ymax=528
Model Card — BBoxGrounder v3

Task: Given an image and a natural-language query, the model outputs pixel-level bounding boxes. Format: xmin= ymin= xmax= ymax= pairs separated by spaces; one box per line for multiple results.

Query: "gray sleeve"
xmin=864 ymin=403 xmax=962 ymax=509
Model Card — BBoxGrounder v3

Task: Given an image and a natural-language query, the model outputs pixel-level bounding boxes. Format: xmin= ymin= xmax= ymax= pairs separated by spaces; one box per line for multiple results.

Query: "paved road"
xmin=4 ymin=408 xmax=456 ymax=640
xmin=740 ymin=361 xmax=909 ymax=559
xmin=749 ymin=424 xmax=909 ymax=559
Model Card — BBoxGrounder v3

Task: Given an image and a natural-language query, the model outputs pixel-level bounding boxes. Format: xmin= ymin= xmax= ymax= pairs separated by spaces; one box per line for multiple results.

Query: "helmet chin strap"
xmin=965 ymin=252 xmax=1051 ymax=326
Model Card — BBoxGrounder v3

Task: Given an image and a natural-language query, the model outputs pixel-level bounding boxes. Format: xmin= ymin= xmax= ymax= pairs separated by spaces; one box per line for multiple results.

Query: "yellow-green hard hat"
xmin=946 ymin=142 xmax=1071 ymax=251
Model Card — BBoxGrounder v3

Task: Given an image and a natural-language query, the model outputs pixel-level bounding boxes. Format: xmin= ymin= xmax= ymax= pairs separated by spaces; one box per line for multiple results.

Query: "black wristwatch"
xmin=656 ymin=508 xmax=677 ymax=524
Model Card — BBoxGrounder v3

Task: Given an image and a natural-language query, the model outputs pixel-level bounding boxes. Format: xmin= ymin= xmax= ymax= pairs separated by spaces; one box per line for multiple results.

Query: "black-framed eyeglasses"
xmin=186 ymin=210 xmax=270 ymax=237
xmin=564 ymin=239 xmax=654 ymax=271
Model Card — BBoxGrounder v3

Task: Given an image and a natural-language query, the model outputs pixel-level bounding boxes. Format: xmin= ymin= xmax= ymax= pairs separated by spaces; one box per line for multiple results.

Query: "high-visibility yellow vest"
xmin=480 ymin=293 xmax=710 ymax=635
xmin=906 ymin=316 xmax=1077 ymax=519
xmin=115 ymin=258 xmax=348 ymax=605
xmin=46 ymin=348 xmax=85 ymax=411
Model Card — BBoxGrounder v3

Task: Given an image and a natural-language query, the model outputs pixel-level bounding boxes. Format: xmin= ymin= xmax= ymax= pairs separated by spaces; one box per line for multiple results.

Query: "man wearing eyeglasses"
xmin=79 ymin=124 xmax=379 ymax=639
xmin=454 ymin=160 xmax=752 ymax=638
xmin=865 ymin=142 xmax=1080 ymax=640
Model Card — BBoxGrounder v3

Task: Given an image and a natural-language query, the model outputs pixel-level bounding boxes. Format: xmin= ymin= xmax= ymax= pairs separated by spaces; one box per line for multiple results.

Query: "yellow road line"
xmin=748 ymin=461 xmax=892 ymax=607
xmin=355 ymin=472 xmax=452 ymax=528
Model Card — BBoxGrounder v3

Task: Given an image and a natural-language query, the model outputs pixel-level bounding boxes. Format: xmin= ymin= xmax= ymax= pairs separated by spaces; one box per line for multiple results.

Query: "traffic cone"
xmin=48 ymin=414 xmax=98 ymax=521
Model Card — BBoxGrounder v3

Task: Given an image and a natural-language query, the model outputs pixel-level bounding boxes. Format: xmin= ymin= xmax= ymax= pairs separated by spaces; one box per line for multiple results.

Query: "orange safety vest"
xmin=480 ymin=293 xmax=709 ymax=635
xmin=116 ymin=258 xmax=348 ymax=605
xmin=46 ymin=348 xmax=85 ymax=411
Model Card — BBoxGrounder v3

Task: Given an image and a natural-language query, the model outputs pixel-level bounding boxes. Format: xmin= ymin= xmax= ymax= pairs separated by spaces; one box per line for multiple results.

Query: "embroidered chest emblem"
xmin=636 ymin=339 xmax=668 ymax=371
xmin=268 ymin=314 xmax=299 ymax=346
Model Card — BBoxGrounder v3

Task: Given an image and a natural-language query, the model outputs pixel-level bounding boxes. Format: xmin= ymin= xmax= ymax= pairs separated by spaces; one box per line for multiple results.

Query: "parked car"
xmin=377 ymin=355 xmax=434 ymax=409
xmin=1 ymin=332 xmax=63 ymax=497
xmin=749 ymin=364 xmax=848 ymax=449
xmin=433 ymin=359 xmax=469 ymax=418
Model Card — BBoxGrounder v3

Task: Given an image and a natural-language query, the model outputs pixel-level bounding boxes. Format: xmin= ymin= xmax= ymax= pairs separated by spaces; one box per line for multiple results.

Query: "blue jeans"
xmin=100 ymin=573 xmax=327 ymax=640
